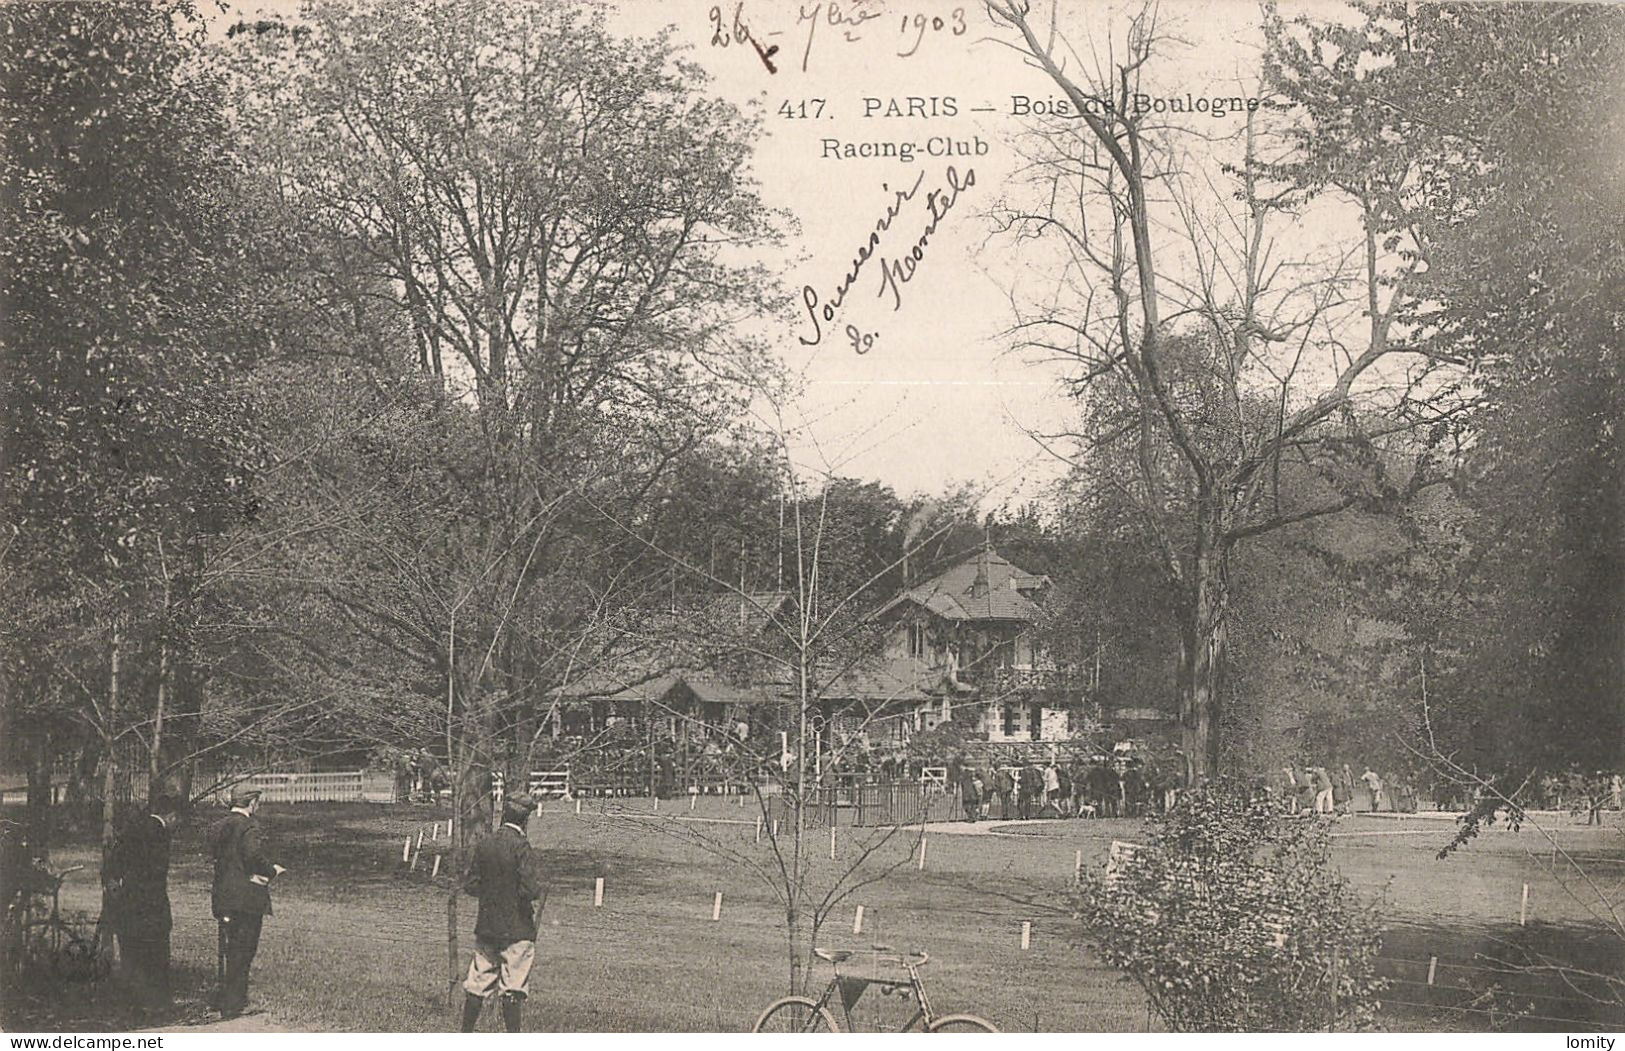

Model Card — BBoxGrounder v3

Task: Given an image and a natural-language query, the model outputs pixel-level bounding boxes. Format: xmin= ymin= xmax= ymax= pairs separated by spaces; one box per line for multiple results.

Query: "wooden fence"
xmin=203 ymin=770 xmax=369 ymax=804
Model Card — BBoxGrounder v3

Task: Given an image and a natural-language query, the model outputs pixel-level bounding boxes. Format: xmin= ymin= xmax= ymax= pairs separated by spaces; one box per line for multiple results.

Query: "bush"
xmin=1074 ymin=778 xmax=1385 ymax=1031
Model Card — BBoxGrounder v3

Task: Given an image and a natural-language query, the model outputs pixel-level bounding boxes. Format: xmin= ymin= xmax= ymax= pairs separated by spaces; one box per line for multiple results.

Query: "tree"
xmin=1266 ymin=2 xmax=1625 ymax=775
xmin=0 ymin=0 xmax=283 ymax=866
xmin=221 ymin=0 xmax=784 ymax=850
xmin=986 ymin=0 xmax=1459 ymax=782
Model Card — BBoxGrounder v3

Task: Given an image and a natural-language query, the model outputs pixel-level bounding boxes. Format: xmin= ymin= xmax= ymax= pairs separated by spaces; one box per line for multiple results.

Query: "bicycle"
xmin=14 ymin=865 xmax=109 ymax=983
xmin=751 ymin=944 xmax=997 ymax=1033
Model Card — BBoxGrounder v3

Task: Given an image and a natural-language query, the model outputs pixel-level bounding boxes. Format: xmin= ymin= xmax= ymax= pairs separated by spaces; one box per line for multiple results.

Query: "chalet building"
xmin=818 ymin=547 xmax=1085 ymax=746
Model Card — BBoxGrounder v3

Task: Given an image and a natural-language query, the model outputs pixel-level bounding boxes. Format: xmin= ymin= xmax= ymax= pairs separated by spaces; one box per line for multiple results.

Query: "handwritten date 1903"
xmin=796 ymin=3 xmax=968 ymax=72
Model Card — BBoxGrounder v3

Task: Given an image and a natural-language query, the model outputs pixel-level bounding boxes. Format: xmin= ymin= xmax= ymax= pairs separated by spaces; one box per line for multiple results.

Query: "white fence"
xmin=204 ymin=770 xmax=369 ymax=804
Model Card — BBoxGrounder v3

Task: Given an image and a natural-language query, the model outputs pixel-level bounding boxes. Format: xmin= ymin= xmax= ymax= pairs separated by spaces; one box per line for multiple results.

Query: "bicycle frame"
xmin=806 ymin=957 xmax=938 ymax=1033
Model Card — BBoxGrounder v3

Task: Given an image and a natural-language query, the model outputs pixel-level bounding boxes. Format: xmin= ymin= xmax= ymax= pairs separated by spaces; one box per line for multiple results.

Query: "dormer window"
xmin=908 ymin=622 xmax=927 ymax=658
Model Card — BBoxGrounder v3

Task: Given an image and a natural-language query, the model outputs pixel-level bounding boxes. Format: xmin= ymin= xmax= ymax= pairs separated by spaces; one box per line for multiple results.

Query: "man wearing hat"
xmin=108 ymin=793 xmax=180 ymax=1013
xmin=209 ymin=786 xmax=286 ymax=1019
xmin=459 ymin=792 xmax=541 ymax=1033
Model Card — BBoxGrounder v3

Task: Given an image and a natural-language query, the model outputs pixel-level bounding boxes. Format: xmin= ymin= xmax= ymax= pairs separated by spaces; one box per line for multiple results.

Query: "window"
xmin=908 ymin=622 xmax=927 ymax=658
xmin=1002 ymin=704 xmax=1018 ymax=737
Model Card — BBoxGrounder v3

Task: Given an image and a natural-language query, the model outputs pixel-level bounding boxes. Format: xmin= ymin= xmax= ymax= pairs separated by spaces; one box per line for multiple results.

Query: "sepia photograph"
xmin=1 ymin=0 xmax=1621 ymax=1037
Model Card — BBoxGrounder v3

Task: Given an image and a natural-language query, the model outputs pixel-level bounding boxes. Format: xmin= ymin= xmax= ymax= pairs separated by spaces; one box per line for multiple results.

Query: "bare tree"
xmin=985 ymin=0 xmax=1462 ymax=782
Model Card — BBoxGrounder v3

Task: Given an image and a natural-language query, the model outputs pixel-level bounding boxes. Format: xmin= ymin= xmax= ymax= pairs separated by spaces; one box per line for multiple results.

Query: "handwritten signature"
xmin=797 ymin=166 xmax=977 ymax=352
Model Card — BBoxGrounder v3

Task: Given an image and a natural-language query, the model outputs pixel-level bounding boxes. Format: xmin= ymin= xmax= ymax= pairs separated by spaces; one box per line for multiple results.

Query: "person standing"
xmin=957 ymin=765 xmax=981 ymax=822
xmin=109 ymin=794 xmax=179 ymax=1013
xmin=1360 ymin=767 xmax=1383 ymax=813
xmin=209 ymin=787 xmax=285 ymax=1019
xmin=987 ymin=765 xmax=1010 ymax=820
xmin=461 ymin=793 xmax=542 ymax=1033
xmin=1042 ymin=762 xmax=1061 ymax=815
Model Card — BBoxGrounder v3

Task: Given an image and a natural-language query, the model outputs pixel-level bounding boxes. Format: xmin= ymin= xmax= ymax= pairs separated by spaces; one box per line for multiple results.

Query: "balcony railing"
xmin=983 ymin=665 xmax=1077 ymax=695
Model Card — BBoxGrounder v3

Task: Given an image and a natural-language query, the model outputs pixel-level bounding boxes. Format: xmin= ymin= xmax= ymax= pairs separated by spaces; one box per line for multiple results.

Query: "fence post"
xmin=594 ymin=877 xmax=604 ymax=907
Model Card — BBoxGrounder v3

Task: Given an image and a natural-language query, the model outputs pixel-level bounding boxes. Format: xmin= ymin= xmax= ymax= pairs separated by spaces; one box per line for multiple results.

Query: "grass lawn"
xmin=4 ymin=799 xmax=1621 ymax=1033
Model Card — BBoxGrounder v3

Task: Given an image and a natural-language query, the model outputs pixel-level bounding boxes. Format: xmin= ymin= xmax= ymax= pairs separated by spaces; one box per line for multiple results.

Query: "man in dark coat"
xmin=109 ymin=794 xmax=179 ymax=1012
xmin=1017 ymin=764 xmax=1043 ymax=820
xmin=461 ymin=793 xmax=542 ymax=1033
xmin=957 ymin=765 xmax=981 ymax=822
xmin=209 ymin=787 xmax=285 ymax=1019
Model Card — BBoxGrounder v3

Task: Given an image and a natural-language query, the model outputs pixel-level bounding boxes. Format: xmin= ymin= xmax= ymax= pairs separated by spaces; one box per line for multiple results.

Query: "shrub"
xmin=1074 ymin=778 xmax=1385 ymax=1031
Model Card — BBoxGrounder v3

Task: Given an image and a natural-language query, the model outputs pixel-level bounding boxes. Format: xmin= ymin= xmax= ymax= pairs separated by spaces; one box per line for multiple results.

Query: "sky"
xmin=600 ymin=0 xmax=1360 ymax=510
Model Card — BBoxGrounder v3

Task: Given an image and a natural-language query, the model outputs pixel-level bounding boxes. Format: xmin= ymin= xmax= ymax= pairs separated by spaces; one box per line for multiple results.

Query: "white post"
xmin=852 ymin=905 xmax=864 ymax=935
xmin=1520 ymin=883 xmax=1529 ymax=926
xmin=829 ymin=825 xmax=837 ymax=860
xmin=772 ymin=819 xmax=780 ymax=837
xmin=712 ymin=891 xmax=723 ymax=921
xmin=1075 ymin=849 xmax=1083 ymax=885
xmin=1426 ymin=956 xmax=1438 ymax=986
xmin=431 ymin=823 xmax=439 ymax=841
xmin=594 ymin=877 xmax=604 ymax=908
xmin=431 ymin=854 xmax=442 ymax=878
xmin=1020 ymin=921 xmax=1031 ymax=950
xmin=402 ymin=836 xmax=411 ymax=863
xmin=416 ymin=830 xmax=425 ymax=850
xmin=653 ymin=796 xmax=659 ymax=812
xmin=575 ymin=798 xmax=582 ymax=815
xmin=917 ymin=837 xmax=927 ymax=871
xmin=690 ymin=793 xmax=696 ymax=812
xmin=755 ymin=816 xmax=763 ymax=843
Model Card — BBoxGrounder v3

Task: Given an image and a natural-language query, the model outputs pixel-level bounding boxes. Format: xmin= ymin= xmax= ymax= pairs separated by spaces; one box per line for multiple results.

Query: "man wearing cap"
xmin=460 ymin=792 xmax=541 ymax=1033
xmin=108 ymin=794 xmax=180 ymax=1013
xmin=209 ymin=787 xmax=285 ymax=1019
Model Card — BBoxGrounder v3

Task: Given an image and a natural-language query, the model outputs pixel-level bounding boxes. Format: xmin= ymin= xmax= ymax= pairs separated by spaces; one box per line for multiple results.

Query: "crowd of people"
xmin=952 ymin=752 xmax=1181 ymax=822
xmin=1272 ymin=764 xmax=1419 ymax=815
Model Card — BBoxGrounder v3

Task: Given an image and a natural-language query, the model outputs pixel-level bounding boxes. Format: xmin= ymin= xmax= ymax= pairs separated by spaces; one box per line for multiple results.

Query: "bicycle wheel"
xmin=927 ymin=1013 xmax=998 ymax=1033
xmin=752 ymin=996 xmax=840 ymax=1033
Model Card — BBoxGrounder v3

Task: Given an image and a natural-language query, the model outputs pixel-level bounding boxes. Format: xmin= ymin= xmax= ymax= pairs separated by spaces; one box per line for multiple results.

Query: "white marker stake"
xmin=431 ymin=823 xmax=439 ymax=841
xmin=1020 ymin=921 xmax=1031 ymax=950
xmin=594 ymin=877 xmax=604 ymax=908
xmin=1075 ymin=849 xmax=1083 ymax=885
xmin=755 ymin=816 xmax=763 ymax=844
xmin=1520 ymin=883 xmax=1529 ymax=926
xmin=410 ymin=847 xmax=420 ymax=870
xmin=852 ymin=905 xmax=864 ymax=935
xmin=575 ymin=799 xmax=582 ymax=815
xmin=402 ymin=837 xmax=411 ymax=862
xmin=738 ymin=793 xmax=745 ymax=808
xmin=772 ymin=819 xmax=780 ymax=837
xmin=829 ymin=826 xmax=837 ymax=860
xmin=416 ymin=830 xmax=424 ymax=850
xmin=431 ymin=854 xmax=442 ymax=878
xmin=917 ymin=838 xmax=927 ymax=871
xmin=712 ymin=892 xmax=723 ymax=922
xmin=653 ymin=796 xmax=659 ymax=813
xmin=1426 ymin=956 xmax=1438 ymax=986
xmin=690 ymin=793 xmax=696 ymax=812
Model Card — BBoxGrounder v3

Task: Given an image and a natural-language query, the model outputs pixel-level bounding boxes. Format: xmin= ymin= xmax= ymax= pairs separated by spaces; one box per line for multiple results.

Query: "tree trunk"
xmin=149 ymin=642 xmax=170 ymax=803
xmin=1178 ymin=521 xmax=1231 ymax=786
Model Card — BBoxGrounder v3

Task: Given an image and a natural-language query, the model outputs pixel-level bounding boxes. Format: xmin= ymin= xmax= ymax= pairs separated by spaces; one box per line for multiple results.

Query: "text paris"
xmin=797 ymin=166 xmax=976 ymax=350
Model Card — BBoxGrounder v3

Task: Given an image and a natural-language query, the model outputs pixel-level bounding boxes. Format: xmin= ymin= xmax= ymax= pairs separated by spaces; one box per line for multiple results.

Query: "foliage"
xmin=1074 ymin=779 xmax=1385 ymax=1031
xmin=1266 ymin=2 xmax=1625 ymax=776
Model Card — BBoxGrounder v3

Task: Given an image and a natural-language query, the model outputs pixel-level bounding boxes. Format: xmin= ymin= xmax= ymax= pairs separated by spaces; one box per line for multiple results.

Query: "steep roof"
xmin=880 ymin=549 xmax=1048 ymax=623
xmin=811 ymin=655 xmax=945 ymax=704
